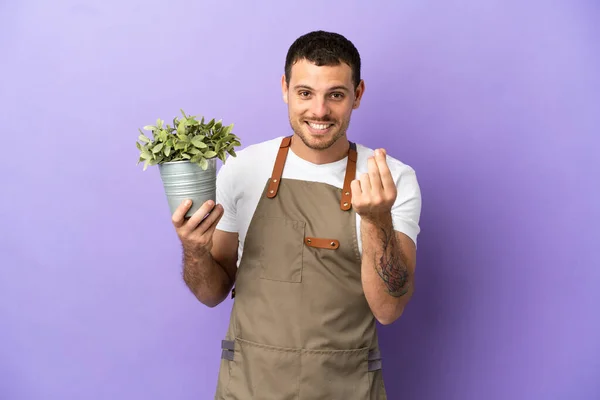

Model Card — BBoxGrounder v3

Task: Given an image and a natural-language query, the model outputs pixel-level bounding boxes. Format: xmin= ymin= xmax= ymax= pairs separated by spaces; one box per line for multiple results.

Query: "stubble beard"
xmin=289 ymin=116 xmax=351 ymax=151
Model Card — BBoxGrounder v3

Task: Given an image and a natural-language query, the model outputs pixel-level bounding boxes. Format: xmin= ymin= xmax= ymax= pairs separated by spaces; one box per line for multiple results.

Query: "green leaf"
xmin=227 ymin=148 xmax=237 ymax=157
xmin=164 ymin=145 xmax=172 ymax=157
xmin=222 ymin=124 xmax=233 ymax=136
xmin=138 ymin=134 xmax=150 ymax=143
xmin=199 ymin=157 xmax=208 ymax=170
xmin=143 ymin=125 xmax=155 ymax=131
xmin=141 ymin=150 xmax=152 ymax=160
xmin=190 ymin=136 xmax=206 ymax=147
xmin=152 ymin=143 xmax=164 ymax=153
xmin=174 ymin=141 xmax=187 ymax=150
xmin=203 ymin=150 xmax=217 ymax=158
xmin=177 ymin=120 xmax=186 ymax=135
xmin=181 ymin=153 xmax=191 ymax=159
xmin=188 ymin=147 xmax=201 ymax=155
xmin=190 ymin=138 xmax=208 ymax=148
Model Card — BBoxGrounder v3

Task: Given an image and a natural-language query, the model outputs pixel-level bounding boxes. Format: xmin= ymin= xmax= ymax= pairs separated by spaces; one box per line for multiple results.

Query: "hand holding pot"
xmin=172 ymin=199 xmax=224 ymax=255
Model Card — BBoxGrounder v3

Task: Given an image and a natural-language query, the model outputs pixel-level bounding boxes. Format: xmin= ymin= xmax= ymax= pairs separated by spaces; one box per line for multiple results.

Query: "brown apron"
xmin=215 ymin=136 xmax=387 ymax=399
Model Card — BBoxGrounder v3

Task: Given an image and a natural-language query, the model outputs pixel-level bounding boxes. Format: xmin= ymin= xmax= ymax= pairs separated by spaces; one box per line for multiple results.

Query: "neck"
xmin=290 ymin=134 xmax=350 ymax=165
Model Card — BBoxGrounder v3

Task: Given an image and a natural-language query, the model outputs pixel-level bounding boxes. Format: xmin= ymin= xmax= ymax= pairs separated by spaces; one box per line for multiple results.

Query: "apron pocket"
xmin=226 ymin=338 xmax=300 ymax=400
xmin=299 ymin=347 xmax=370 ymax=399
xmin=252 ymin=217 xmax=305 ymax=283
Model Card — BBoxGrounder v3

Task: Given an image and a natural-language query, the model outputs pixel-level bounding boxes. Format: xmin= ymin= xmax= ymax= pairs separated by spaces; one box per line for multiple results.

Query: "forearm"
xmin=182 ymin=245 xmax=234 ymax=308
xmin=361 ymin=214 xmax=414 ymax=325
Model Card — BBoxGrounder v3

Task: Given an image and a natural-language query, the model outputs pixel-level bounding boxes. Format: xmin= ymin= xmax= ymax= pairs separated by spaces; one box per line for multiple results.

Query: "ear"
xmin=352 ymin=80 xmax=365 ymax=110
xmin=281 ymin=74 xmax=289 ymax=104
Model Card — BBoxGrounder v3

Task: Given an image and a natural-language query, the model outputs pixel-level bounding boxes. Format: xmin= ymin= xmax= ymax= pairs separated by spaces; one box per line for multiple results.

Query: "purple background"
xmin=1 ymin=0 xmax=599 ymax=399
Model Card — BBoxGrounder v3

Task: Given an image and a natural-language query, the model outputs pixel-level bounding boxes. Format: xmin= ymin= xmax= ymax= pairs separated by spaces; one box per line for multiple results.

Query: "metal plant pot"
xmin=158 ymin=159 xmax=217 ymax=218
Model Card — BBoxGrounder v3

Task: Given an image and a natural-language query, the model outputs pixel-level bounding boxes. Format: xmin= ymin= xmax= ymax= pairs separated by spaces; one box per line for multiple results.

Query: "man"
xmin=171 ymin=30 xmax=421 ymax=399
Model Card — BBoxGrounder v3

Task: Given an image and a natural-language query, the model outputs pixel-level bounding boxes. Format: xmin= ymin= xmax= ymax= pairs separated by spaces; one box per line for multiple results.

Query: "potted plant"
xmin=136 ymin=109 xmax=241 ymax=218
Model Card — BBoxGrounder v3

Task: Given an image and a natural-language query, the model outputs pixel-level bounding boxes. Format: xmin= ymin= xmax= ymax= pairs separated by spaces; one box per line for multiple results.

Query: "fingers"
xmin=202 ymin=204 xmax=225 ymax=237
xmin=367 ymin=156 xmax=382 ymax=193
xmin=182 ymin=204 xmax=223 ymax=251
xmin=172 ymin=199 xmax=193 ymax=229
xmin=184 ymin=200 xmax=217 ymax=232
xmin=374 ymin=149 xmax=395 ymax=191
xmin=359 ymin=171 xmax=371 ymax=194
xmin=172 ymin=200 xmax=224 ymax=239
xmin=350 ymin=179 xmax=362 ymax=198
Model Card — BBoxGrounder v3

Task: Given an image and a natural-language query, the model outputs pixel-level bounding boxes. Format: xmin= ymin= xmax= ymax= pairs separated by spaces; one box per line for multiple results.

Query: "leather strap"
xmin=267 ymin=136 xmax=357 ymax=211
xmin=305 ymin=237 xmax=340 ymax=250
xmin=267 ymin=136 xmax=292 ymax=198
xmin=340 ymin=142 xmax=357 ymax=211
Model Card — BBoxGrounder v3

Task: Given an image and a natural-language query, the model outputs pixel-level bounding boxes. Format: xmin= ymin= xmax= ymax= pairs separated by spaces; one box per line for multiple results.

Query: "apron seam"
xmin=237 ymin=337 xmax=370 ymax=354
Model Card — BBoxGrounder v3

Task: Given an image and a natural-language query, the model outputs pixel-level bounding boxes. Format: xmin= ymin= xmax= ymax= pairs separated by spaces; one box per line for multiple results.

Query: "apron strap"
xmin=267 ymin=136 xmax=357 ymax=209
xmin=340 ymin=142 xmax=357 ymax=211
xmin=267 ymin=136 xmax=292 ymax=198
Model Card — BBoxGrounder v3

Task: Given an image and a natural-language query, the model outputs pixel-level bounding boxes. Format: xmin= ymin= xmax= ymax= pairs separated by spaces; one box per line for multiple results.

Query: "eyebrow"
xmin=293 ymin=84 xmax=351 ymax=93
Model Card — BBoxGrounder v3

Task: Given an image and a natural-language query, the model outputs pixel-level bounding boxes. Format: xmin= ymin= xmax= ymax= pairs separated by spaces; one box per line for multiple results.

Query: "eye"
xmin=299 ymin=91 xmax=311 ymax=98
xmin=330 ymin=92 xmax=344 ymax=99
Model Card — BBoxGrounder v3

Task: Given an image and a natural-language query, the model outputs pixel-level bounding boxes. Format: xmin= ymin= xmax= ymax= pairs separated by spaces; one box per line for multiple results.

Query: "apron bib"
xmin=215 ymin=136 xmax=387 ymax=399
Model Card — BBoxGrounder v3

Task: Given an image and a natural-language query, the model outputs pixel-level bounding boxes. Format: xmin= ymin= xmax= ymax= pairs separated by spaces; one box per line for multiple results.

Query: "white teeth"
xmin=308 ymin=122 xmax=331 ymax=130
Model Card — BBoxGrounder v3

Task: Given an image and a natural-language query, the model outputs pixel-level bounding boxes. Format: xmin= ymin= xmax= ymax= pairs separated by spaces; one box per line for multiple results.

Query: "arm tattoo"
xmin=375 ymin=228 xmax=409 ymax=297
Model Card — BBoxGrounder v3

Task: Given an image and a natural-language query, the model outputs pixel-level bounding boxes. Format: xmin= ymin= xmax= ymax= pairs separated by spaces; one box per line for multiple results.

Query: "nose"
xmin=310 ymin=97 xmax=330 ymax=119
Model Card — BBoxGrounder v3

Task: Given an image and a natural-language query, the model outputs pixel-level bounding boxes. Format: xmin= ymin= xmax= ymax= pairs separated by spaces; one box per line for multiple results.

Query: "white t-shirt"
xmin=215 ymin=137 xmax=422 ymax=265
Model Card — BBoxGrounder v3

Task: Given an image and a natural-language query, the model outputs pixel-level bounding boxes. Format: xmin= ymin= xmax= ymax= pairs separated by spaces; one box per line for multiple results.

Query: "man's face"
xmin=282 ymin=59 xmax=364 ymax=150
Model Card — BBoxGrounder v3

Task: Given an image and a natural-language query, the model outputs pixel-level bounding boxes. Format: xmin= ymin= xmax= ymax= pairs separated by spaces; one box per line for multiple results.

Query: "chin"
xmin=289 ymin=116 xmax=347 ymax=150
xmin=299 ymin=130 xmax=339 ymax=150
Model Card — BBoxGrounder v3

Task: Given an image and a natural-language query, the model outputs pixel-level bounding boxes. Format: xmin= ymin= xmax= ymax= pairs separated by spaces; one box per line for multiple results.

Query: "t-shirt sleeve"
xmin=215 ymin=158 xmax=238 ymax=233
xmin=391 ymin=165 xmax=422 ymax=247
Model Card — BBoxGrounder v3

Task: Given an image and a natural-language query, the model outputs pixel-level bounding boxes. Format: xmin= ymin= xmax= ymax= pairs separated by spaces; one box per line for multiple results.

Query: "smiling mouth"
xmin=306 ymin=121 xmax=334 ymax=131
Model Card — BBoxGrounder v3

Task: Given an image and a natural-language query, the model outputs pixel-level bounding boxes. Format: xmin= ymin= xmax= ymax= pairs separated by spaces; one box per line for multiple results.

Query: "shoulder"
xmin=216 ymin=137 xmax=285 ymax=213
